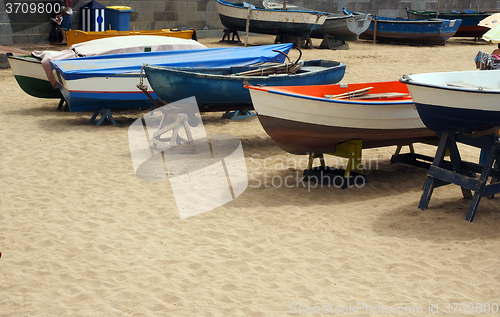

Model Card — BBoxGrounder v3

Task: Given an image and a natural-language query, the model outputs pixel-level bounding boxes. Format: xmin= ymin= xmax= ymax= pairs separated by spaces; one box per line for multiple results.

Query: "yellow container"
xmin=106 ymin=6 xmax=132 ymax=10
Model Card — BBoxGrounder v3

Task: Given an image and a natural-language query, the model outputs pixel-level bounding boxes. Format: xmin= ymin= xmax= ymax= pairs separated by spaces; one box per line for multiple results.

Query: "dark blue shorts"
xmin=60 ymin=15 xmax=72 ymax=30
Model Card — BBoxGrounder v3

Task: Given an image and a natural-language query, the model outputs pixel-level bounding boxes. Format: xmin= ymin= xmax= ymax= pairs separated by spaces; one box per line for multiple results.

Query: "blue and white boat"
xmin=215 ymin=0 xmax=328 ymax=38
xmin=358 ymin=14 xmax=462 ymax=45
xmin=401 ymin=70 xmax=500 ymax=133
xmin=143 ymin=59 xmax=346 ymax=111
xmin=49 ymin=43 xmax=292 ymax=112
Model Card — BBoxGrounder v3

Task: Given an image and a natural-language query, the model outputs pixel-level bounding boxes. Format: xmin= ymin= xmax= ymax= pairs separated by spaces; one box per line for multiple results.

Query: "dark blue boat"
xmin=358 ymin=15 xmax=462 ymax=45
xmin=406 ymin=8 xmax=494 ymax=38
xmin=144 ymin=60 xmax=346 ymax=111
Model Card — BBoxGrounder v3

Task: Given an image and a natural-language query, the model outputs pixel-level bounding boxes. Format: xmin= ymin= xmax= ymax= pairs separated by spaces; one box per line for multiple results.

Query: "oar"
xmin=324 ymin=87 xmax=374 ymax=99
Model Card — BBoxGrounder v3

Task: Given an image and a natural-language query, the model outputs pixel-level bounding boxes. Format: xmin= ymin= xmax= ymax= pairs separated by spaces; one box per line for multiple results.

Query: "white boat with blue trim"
xmin=401 ymin=70 xmax=500 ymax=134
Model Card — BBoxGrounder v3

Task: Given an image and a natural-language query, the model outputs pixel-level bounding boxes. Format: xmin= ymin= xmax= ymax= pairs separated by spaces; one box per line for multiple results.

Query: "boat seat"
xmin=300 ymin=66 xmax=326 ymax=72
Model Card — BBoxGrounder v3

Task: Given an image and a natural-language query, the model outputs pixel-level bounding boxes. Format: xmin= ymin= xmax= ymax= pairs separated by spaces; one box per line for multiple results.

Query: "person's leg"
xmin=59 ymin=15 xmax=71 ymax=44
xmin=60 ymin=29 xmax=67 ymax=44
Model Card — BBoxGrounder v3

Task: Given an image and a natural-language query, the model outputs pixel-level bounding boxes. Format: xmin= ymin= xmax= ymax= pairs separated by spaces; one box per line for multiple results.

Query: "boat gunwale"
xmin=246 ymin=83 xmax=414 ymax=106
xmin=401 ymin=78 xmax=500 ymax=94
xmin=7 ymin=54 xmax=42 ymax=64
xmin=144 ymin=60 xmax=346 ymax=81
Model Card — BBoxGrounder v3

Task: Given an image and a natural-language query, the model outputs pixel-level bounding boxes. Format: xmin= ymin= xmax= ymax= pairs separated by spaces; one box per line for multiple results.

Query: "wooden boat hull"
xmin=401 ymin=70 xmax=500 ymax=133
xmin=144 ymin=60 xmax=346 ymax=111
xmin=406 ymin=9 xmax=492 ymax=37
xmin=216 ymin=0 xmax=327 ymax=37
xmin=246 ymin=81 xmax=435 ymax=155
xmin=66 ymin=29 xmax=196 ymax=46
xmin=359 ymin=17 xmax=462 ymax=45
xmin=310 ymin=13 xmax=372 ymax=41
xmin=7 ymin=54 xmax=62 ymax=99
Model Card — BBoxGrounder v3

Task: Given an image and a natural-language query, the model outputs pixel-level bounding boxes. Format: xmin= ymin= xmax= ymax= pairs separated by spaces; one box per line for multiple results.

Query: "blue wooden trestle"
xmin=419 ymin=129 xmax=500 ymax=222
xmin=90 ymin=108 xmax=116 ymax=126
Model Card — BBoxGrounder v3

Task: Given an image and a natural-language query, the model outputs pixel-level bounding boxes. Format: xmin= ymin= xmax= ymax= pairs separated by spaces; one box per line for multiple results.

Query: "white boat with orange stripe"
xmin=246 ymin=81 xmax=435 ymax=155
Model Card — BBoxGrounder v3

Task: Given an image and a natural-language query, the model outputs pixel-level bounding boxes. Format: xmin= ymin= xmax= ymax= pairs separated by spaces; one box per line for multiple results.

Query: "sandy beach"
xmin=1 ymin=35 xmax=500 ymax=316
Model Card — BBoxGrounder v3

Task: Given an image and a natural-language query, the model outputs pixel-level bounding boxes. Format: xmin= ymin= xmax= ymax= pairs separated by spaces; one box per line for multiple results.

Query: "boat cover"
xmin=50 ymin=43 xmax=293 ymax=81
xmin=32 ymin=36 xmax=207 ymax=88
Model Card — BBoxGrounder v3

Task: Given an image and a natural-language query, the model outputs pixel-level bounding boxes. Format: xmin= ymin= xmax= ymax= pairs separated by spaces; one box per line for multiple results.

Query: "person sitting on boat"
xmin=56 ymin=0 xmax=73 ymax=45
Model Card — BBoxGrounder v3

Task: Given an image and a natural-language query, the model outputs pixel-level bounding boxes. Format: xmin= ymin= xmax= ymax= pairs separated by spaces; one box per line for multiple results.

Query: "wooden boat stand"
xmin=419 ymin=128 xmax=500 ymax=222
xmin=303 ymin=139 xmax=366 ymax=188
xmin=319 ymin=33 xmax=349 ymax=50
xmin=222 ymin=110 xmax=256 ymax=120
xmin=220 ymin=29 xmax=241 ymax=43
xmin=57 ymin=98 xmax=69 ymax=112
xmin=274 ymin=35 xmax=312 ymax=49
xmin=389 ymin=139 xmax=442 ymax=169
xmin=89 ymin=108 xmax=117 ymax=126
xmin=302 ymin=137 xmax=444 ymax=189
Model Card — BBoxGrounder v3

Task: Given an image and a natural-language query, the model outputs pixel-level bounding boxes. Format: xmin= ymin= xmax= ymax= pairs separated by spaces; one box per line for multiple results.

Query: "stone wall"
xmin=1 ymin=0 xmax=500 ymax=45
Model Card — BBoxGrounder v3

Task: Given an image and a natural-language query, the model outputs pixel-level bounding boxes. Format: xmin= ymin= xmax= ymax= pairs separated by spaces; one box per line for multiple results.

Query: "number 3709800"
xmin=6 ymin=2 xmax=61 ymax=14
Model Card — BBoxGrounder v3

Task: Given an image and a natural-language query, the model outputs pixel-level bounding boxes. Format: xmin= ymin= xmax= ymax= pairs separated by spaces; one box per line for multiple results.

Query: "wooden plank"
xmin=344 ymin=92 xmax=411 ymax=100
xmin=427 ymin=166 xmax=482 ymax=191
xmin=324 ymin=87 xmax=373 ymax=99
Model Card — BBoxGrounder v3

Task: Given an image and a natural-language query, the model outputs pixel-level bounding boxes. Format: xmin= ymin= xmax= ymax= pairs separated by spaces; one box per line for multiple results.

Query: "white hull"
xmin=217 ymin=2 xmax=326 ymax=24
xmin=402 ymin=69 xmax=500 ymax=133
xmin=249 ymin=87 xmax=425 ymax=130
xmin=403 ymin=70 xmax=500 ymax=111
xmin=8 ymin=56 xmax=46 ymax=81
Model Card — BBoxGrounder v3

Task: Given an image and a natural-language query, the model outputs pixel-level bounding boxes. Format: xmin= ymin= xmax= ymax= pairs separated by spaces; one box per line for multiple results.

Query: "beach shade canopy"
xmin=478 ymin=13 xmax=500 ymax=28
xmin=482 ymin=24 xmax=500 ymax=42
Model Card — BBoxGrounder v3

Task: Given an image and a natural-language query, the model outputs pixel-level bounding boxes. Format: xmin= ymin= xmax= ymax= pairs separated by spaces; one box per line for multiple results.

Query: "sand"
xmin=1 ymin=35 xmax=500 ymax=316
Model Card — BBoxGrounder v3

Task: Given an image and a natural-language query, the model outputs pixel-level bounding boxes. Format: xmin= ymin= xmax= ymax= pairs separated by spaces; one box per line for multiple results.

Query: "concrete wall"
xmin=1 ymin=0 xmax=500 ymax=45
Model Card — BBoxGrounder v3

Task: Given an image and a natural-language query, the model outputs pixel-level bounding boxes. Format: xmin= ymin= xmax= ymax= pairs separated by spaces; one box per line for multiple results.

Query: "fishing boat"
xmin=66 ymin=28 xmax=196 ymax=46
xmin=358 ymin=15 xmax=462 ymax=45
xmin=215 ymin=0 xmax=328 ymax=38
xmin=144 ymin=59 xmax=346 ymax=111
xmin=401 ymin=70 xmax=500 ymax=134
xmin=310 ymin=9 xmax=372 ymax=43
xmin=406 ymin=8 xmax=493 ymax=38
xmin=7 ymin=36 xmax=206 ymax=99
xmin=49 ymin=43 xmax=293 ymax=112
xmin=245 ymin=81 xmax=435 ymax=155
